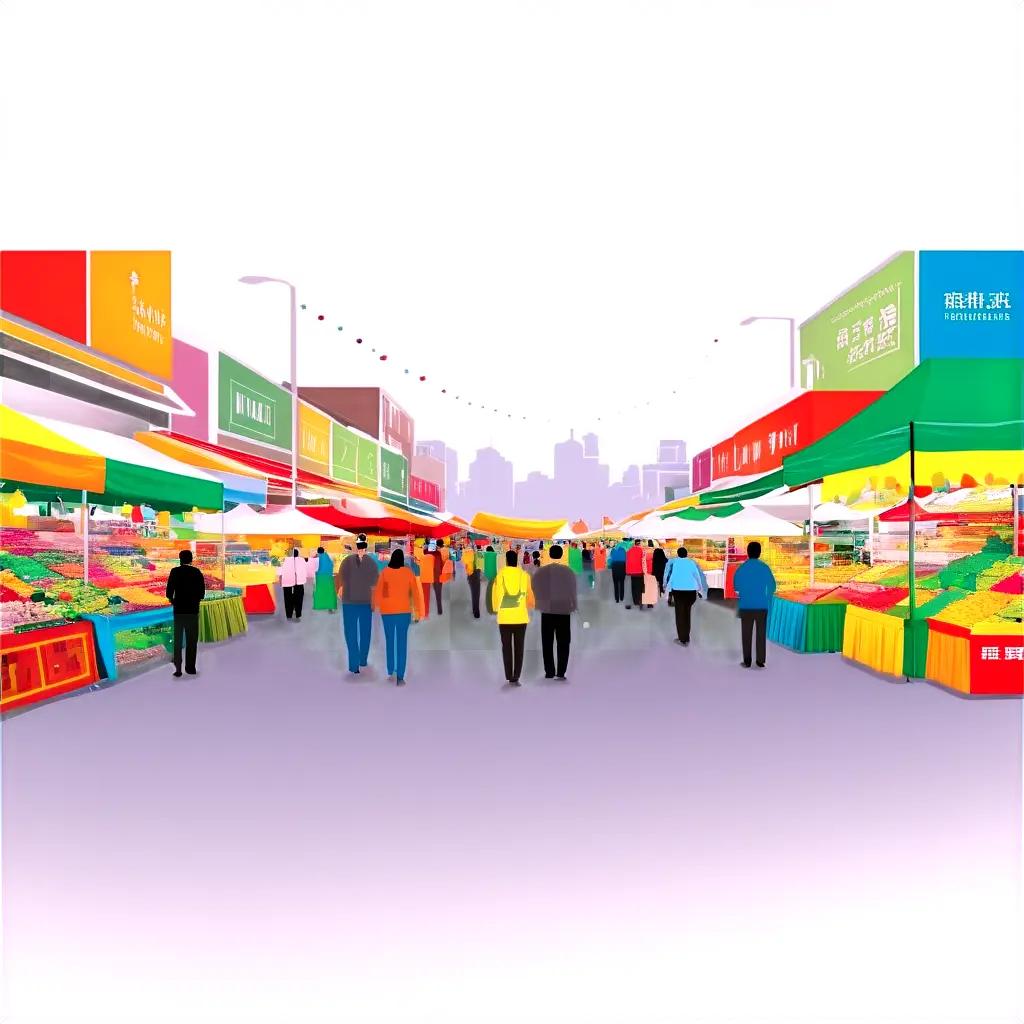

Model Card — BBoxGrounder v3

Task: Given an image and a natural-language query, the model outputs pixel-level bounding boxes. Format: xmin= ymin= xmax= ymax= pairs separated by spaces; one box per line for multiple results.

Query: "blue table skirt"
xmin=767 ymin=597 xmax=807 ymax=650
xmin=81 ymin=608 xmax=173 ymax=681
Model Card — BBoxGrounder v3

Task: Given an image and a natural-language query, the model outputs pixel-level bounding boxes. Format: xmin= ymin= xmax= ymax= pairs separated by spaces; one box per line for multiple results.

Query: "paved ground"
xmin=2 ymin=574 xmax=1022 ymax=1023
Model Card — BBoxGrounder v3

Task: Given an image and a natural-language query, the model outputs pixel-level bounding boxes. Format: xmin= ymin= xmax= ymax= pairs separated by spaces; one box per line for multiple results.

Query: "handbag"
xmin=499 ymin=571 xmax=525 ymax=610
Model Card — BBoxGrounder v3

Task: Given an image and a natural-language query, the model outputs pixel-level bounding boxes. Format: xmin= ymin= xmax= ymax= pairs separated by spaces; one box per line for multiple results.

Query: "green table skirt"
xmin=768 ymin=597 xmax=847 ymax=653
xmin=199 ymin=596 xmax=248 ymax=643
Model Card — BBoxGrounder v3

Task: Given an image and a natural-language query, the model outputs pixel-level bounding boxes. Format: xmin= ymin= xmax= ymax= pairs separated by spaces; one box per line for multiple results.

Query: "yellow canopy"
xmin=470 ymin=511 xmax=568 ymax=540
xmin=825 ymin=450 xmax=1024 ymax=504
xmin=133 ymin=431 xmax=265 ymax=478
xmin=658 ymin=494 xmax=702 ymax=512
xmin=0 ymin=404 xmax=106 ymax=493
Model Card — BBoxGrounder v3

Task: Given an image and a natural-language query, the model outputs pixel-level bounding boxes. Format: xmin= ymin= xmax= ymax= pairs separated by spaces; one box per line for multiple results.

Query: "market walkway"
xmin=3 ymin=578 xmax=1022 ymax=1023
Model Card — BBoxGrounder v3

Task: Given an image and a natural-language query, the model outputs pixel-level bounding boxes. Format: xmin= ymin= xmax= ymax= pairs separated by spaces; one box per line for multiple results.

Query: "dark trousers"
xmin=499 ymin=624 xmax=527 ymax=682
xmin=654 ymin=567 xmax=666 ymax=594
xmin=610 ymin=564 xmax=626 ymax=602
xmin=672 ymin=591 xmax=698 ymax=642
xmin=740 ymin=609 xmax=769 ymax=666
xmin=629 ymin=574 xmax=645 ymax=607
xmin=467 ymin=570 xmax=482 ymax=617
xmin=433 ymin=581 xmax=444 ymax=615
xmin=172 ymin=613 xmax=199 ymax=673
xmin=283 ymin=584 xmax=305 ymax=619
xmin=541 ymin=613 xmax=571 ymax=677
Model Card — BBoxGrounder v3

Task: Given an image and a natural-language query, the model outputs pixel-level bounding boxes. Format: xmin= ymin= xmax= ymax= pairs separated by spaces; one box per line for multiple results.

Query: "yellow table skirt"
xmin=842 ymin=605 xmax=905 ymax=677
xmin=226 ymin=564 xmax=278 ymax=587
xmin=199 ymin=595 xmax=249 ymax=643
xmin=925 ymin=629 xmax=972 ymax=694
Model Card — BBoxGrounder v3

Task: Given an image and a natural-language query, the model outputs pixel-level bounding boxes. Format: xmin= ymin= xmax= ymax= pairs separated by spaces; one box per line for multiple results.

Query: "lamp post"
xmin=739 ymin=315 xmax=797 ymax=390
xmin=239 ymin=276 xmax=299 ymax=505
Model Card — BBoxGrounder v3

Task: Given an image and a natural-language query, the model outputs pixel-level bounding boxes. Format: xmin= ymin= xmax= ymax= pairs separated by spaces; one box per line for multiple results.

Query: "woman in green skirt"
xmin=312 ymin=546 xmax=338 ymax=612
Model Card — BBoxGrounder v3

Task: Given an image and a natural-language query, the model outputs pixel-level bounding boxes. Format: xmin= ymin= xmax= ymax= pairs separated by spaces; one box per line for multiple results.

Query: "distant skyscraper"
xmin=622 ymin=465 xmax=641 ymax=489
xmin=582 ymin=432 xmax=599 ymax=458
xmin=458 ymin=446 xmax=515 ymax=517
xmin=643 ymin=440 xmax=690 ymax=504
xmin=418 ymin=440 xmax=459 ymax=510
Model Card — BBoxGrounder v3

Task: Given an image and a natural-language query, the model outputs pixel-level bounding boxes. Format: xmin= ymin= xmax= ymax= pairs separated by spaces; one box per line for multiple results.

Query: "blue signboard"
xmin=919 ymin=250 xmax=1023 ymax=359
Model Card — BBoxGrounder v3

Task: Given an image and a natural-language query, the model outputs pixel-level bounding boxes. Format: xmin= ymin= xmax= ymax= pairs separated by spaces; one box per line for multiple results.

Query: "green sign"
xmin=218 ymin=352 xmax=291 ymax=449
xmin=331 ymin=423 xmax=359 ymax=484
xmin=357 ymin=436 xmax=379 ymax=490
xmin=380 ymin=447 xmax=408 ymax=501
xmin=800 ymin=252 xmax=915 ymax=391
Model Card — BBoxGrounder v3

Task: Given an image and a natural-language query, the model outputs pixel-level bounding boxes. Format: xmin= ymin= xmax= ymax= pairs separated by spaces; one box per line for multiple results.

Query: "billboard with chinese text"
xmin=380 ymin=447 xmax=409 ymax=503
xmin=218 ymin=352 xmax=292 ymax=451
xmin=800 ymin=252 xmax=915 ymax=391
xmin=410 ymin=475 xmax=441 ymax=510
xmin=357 ymin=436 xmax=379 ymax=490
xmin=919 ymin=250 xmax=1022 ymax=359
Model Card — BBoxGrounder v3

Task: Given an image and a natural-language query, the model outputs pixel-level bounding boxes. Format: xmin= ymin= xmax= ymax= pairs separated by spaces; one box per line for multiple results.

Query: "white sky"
xmin=2 ymin=0 xmax=1022 ymax=481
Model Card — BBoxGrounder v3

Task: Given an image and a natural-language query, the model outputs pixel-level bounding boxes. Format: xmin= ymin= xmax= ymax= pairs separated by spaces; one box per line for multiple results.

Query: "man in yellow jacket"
xmin=491 ymin=549 xmax=535 ymax=686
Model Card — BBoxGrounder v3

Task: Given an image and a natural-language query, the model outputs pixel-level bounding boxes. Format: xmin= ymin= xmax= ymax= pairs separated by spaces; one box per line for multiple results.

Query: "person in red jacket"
xmin=625 ymin=539 xmax=648 ymax=609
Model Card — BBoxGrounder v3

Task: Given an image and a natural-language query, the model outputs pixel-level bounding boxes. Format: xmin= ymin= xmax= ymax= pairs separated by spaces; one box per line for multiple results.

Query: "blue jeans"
xmin=381 ymin=613 xmax=411 ymax=679
xmin=342 ymin=603 xmax=373 ymax=671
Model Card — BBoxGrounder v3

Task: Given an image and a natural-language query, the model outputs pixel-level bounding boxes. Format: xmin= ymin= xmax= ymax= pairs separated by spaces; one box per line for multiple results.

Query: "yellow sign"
xmin=90 ymin=250 xmax=172 ymax=380
xmin=299 ymin=403 xmax=330 ymax=473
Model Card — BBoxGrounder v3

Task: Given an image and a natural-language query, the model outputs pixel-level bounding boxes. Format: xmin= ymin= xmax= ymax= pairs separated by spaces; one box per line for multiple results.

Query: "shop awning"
xmin=193 ymin=504 xmax=350 ymax=536
xmin=784 ymin=358 xmax=1024 ymax=487
xmin=660 ymin=504 xmax=805 ymax=538
xmin=1 ymin=404 xmax=106 ymax=493
xmin=299 ymin=500 xmax=458 ymax=539
xmin=697 ymin=468 xmax=785 ymax=505
xmin=134 ymin=431 xmax=269 ymax=506
xmin=876 ymin=499 xmax=952 ymax=524
xmin=2 ymin=410 xmax=224 ymax=511
xmin=469 ymin=512 xmax=570 ymax=541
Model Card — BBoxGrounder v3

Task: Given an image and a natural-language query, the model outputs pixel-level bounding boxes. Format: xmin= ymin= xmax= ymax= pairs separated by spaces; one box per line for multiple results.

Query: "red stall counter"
xmin=1 ymin=621 xmax=100 ymax=712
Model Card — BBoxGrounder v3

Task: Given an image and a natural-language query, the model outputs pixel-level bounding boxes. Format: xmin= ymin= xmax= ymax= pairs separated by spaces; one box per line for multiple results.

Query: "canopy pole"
xmin=1013 ymin=483 xmax=1019 ymax=557
xmin=908 ymin=421 xmax=917 ymax=620
xmin=808 ymin=487 xmax=815 ymax=587
xmin=867 ymin=511 xmax=875 ymax=565
xmin=82 ymin=491 xmax=89 ymax=584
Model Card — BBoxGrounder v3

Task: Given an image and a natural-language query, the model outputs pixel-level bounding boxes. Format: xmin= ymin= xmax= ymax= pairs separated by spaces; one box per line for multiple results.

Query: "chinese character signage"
xmin=90 ymin=250 xmax=173 ymax=379
xmin=357 ymin=436 xmax=379 ymax=490
xmin=380 ymin=447 xmax=409 ymax=502
xmin=0 ymin=250 xmax=88 ymax=343
xmin=691 ymin=448 xmax=712 ymax=492
xmin=331 ymin=423 xmax=360 ymax=484
xmin=298 ymin=403 xmax=330 ymax=475
xmin=971 ymin=634 xmax=1024 ymax=695
xmin=409 ymin=475 xmax=441 ymax=510
xmin=217 ymin=352 xmax=292 ymax=450
xmin=920 ymin=250 xmax=1023 ymax=359
xmin=800 ymin=252 xmax=915 ymax=391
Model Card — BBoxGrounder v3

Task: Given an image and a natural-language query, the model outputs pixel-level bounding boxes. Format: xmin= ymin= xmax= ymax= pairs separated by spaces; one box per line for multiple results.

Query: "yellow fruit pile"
xmin=932 ymin=590 xmax=1015 ymax=628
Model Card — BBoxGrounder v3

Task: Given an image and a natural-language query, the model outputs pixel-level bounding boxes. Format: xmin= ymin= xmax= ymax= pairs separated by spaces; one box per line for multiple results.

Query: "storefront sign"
xmin=711 ymin=390 xmax=884 ymax=479
xmin=971 ymin=635 xmax=1024 ymax=695
xmin=381 ymin=392 xmax=414 ymax=460
xmin=920 ymin=250 xmax=1022 ymax=359
xmin=357 ymin=436 xmax=379 ymax=490
xmin=800 ymin=252 xmax=915 ymax=391
xmin=410 ymin=474 xmax=440 ymax=510
xmin=0 ymin=250 xmax=87 ymax=343
xmin=331 ymin=422 xmax=359 ymax=484
xmin=380 ymin=447 xmax=408 ymax=501
xmin=218 ymin=352 xmax=291 ymax=450
xmin=90 ymin=250 xmax=173 ymax=379
xmin=169 ymin=338 xmax=210 ymax=442
xmin=691 ymin=448 xmax=712 ymax=492
xmin=298 ymin=403 xmax=330 ymax=474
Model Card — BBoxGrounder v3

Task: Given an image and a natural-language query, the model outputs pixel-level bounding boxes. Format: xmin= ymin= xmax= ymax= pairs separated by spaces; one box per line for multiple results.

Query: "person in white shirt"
xmin=278 ymin=548 xmax=309 ymax=620
xmin=662 ymin=546 xmax=708 ymax=646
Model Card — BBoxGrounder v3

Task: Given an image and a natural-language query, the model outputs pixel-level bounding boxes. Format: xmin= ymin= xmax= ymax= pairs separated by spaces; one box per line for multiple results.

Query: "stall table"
xmin=767 ymin=595 xmax=847 ymax=653
xmin=1 ymin=620 xmax=100 ymax=711
xmin=926 ymin=620 xmax=1024 ymax=696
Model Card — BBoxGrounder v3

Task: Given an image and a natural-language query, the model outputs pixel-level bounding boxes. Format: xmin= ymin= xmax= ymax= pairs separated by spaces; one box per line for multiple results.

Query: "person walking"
xmin=492 ymin=549 xmax=535 ymax=685
xmin=462 ymin=540 xmax=482 ymax=618
xmin=608 ymin=541 xmax=627 ymax=604
xmin=312 ymin=546 xmax=338 ymax=613
xmin=337 ymin=534 xmax=380 ymax=675
xmin=625 ymin=539 xmax=647 ymax=609
xmin=373 ymin=548 xmax=424 ymax=685
xmin=581 ymin=541 xmax=596 ymax=589
xmin=567 ymin=541 xmax=584 ymax=576
xmin=532 ymin=543 xmax=578 ymax=680
xmin=431 ymin=539 xmax=454 ymax=615
xmin=652 ymin=542 xmax=668 ymax=596
xmin=733 ymin=541 xmax=777 ymax=668
xmin=166 ymin=549 xmax=205 ymax=677
xmin=663 ymin=546 xmax=708 ymax=645
xmin=279 ymin=547 xmax=308 ymax=620
xmin=483 ymin=543 xmax=499 ymax=614
xmin=415 ymin=540 xmax=436 ymax=619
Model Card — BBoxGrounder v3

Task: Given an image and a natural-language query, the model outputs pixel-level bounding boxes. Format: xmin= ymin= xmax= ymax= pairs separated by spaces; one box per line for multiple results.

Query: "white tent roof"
xmin=657 ymin=505 xmax=805 ymax=539
xmin=812 ymin=500 xmax=897 ymax=523
xmin=749 ymin=484 xmax=819 ymax=521
xmin=193 ymin=504 xmax=350 ymax=536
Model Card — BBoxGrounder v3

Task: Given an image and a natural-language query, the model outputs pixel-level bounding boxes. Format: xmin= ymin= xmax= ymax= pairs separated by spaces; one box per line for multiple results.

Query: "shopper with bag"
xmin=279 ymin=548 xmax=308 ymax=620
xmin=663 ymin=546 xmax=708 ymax=645
xmin=373 ymin=548 xmax=424 ymax=686
xmin=491 ymin=549 xmax=535 ymax=686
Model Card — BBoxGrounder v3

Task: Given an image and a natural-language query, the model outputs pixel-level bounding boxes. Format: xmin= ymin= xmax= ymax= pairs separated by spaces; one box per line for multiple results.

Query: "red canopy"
xmin=299 ymin=502 xmax=458 ymax=539
xmin=877 ymin=499 xmax=950 ymax=523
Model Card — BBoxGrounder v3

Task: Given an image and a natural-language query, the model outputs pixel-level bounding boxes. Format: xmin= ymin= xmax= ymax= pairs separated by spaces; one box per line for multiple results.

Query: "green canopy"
xmin=784 ymin=358 xmax=1024 ymax=487
xmin=661 ymin=502 xmax=744 ymax=522
xmin=698 ymin=468 xmax=785 ymax=505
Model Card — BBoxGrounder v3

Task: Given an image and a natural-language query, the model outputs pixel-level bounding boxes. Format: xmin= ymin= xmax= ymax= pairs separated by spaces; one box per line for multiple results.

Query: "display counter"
xmin=226 ymin=564 xmax=278 ymax=615
xmin=767 ymin=595 xmax=847 ymax=653
xmin=1 ymin=621 xmax=101 ymax=712
xmin=926 ymin=619 xmax=1024 ymax=696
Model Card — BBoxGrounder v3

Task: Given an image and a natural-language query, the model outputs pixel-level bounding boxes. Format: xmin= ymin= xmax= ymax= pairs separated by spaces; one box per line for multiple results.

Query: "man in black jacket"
xmin=166 ymin=549 xmax=206 ymax=677
xmin=531 ymin=544 xmax=578 ymax=681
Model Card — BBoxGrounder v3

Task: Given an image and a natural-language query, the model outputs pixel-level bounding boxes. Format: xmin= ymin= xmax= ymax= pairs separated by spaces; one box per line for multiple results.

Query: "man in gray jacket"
xmin=336 ymin=534 xmax=380 ymax=674
xmin=531 ymin=544 xmax=578 ymax=681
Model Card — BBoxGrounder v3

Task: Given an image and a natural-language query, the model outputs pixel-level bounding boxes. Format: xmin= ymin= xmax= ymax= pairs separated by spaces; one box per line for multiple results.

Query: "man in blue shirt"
xmin=662 ymin=546 xmax=708 ymax=645
xmin=732 ymin=541 xmax=777 ymax=668
xmin=607 ymin=542 xmax=628 ymax=604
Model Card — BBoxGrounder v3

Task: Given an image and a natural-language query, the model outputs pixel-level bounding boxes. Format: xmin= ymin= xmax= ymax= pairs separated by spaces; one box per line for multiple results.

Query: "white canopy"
xmin=812 ymin=500 xmax=896 ymax=523
xmin=551 ymin=522 xmax=579 ymax=541
xmin=749 ymin=484 xmax=819 ymax=522
xmin=193 ymin=504 xmax=350 ymax=536
xmin=656 ymin=505 xmax=805 ymax=539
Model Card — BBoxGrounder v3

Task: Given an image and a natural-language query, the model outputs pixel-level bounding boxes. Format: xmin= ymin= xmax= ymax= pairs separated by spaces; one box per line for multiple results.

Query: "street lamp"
xmin=239 ymin=276 xmax=299 ymax=505
xmin=740 ymin=315 xmax=797 ymax=390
